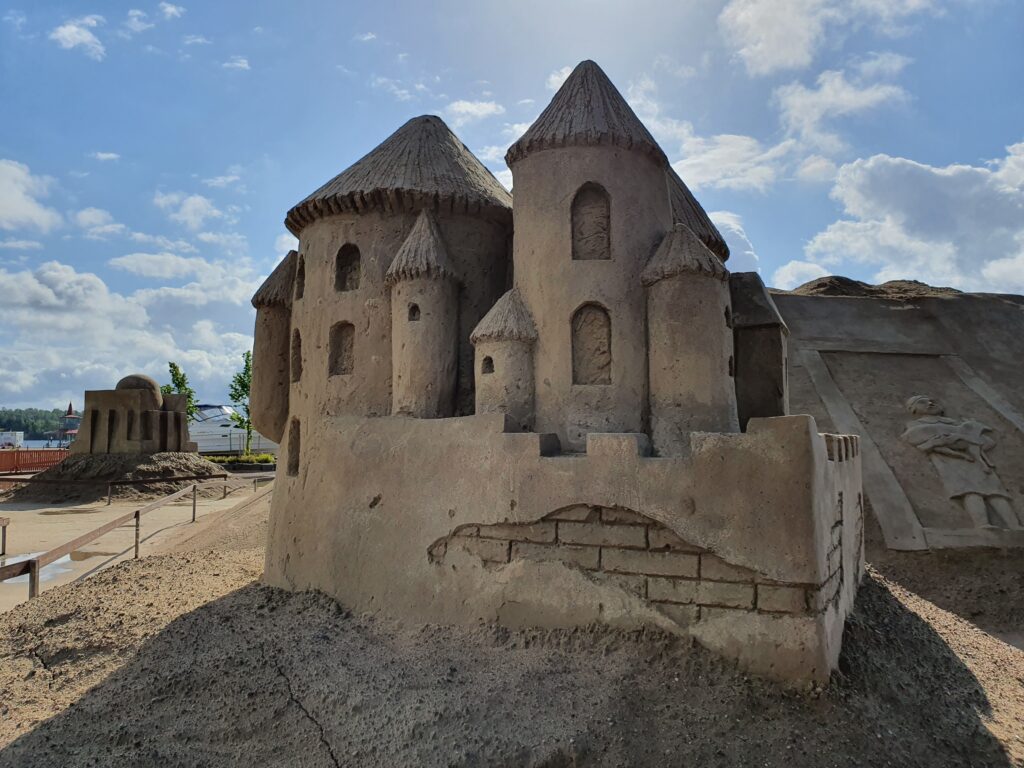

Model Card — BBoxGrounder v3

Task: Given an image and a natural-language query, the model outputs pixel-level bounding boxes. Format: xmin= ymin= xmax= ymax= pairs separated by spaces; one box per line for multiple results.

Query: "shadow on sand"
xmin=0 ymin=573 xmax=1015 ymax=768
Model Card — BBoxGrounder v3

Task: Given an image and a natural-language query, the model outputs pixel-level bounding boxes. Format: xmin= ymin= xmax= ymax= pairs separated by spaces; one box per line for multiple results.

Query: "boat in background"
xmin=191 ymin=404 xmax=278 ymax=456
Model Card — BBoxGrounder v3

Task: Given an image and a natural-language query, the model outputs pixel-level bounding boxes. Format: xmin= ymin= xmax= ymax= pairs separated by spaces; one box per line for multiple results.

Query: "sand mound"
xmin=781 ymin=275 xmax=963 ymax=299
xmin=0 ymin=547 xmax=1021 ymax=766
xmin=0 ymin=452 xmax=227 ymax=504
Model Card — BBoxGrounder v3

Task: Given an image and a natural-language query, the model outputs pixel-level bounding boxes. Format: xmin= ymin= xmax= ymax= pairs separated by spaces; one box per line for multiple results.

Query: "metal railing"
xmin=0 ymin=473 xmax=275 ymax=600
xmin=0 ymin=471 xmax=275 ymax=504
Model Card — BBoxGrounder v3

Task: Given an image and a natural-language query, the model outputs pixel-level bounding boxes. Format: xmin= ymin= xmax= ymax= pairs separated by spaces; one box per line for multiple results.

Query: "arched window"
xmin=329 ymin=322 xmax=354 ymax=376
xmin=335 ymin=244 xmax=361 ymax=291
xmin=408 ymin=303 xmax=420 ymax=321
xmin=481 ymin=356 xmax=494 ymax=375
xmin=287 ymin=419 xmax=301 ymax=477
xmin=294 ymin=255 xmax=305 ymax=300
xmin=572 ymin=303 xmax=611 ymax=385
xmin=291 ymin=328 xmax=303 ymax=382
xmin=571 ymin=183 xmax=610 ymax=261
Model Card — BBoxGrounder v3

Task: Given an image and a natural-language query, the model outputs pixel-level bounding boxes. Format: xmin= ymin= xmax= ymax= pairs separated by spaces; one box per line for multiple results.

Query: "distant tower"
xmin=504 ymin=60 xmax=677 ymax=450
xmin=642 ymin=224 xmax=738 ymax=454
xmin=385 ymin=210 xmax=459 ymax=418
xmin=470 ymin=288 xmax=538 ymax=430
xmin=729 ymin=272 xmax=790 ymax=430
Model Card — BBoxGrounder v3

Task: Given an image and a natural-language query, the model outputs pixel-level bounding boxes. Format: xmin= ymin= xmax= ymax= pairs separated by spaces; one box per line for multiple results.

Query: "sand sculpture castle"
xmin=251 ymin=61 xmax=864 ymax=683
xmin=72 ymin=374 xmax=196 ymax=455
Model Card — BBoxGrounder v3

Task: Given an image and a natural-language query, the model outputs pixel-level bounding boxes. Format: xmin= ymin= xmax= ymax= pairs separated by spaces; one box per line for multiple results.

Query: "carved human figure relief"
xmin=901 ymin=395 xmax=1021 ymax=530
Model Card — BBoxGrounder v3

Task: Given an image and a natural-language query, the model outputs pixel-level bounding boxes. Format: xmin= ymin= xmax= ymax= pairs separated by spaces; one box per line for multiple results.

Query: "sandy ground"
xmin=0 ymin=494 xmax=1022 ymax=767
xmin=0 ymin=485 xmax=267 ymax=613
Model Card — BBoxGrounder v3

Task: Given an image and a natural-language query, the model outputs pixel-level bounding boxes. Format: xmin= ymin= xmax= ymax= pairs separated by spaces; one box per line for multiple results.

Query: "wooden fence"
xmin=0 ymin=473 xmax=274 ymax=600
xmin=0 ymin=449 xmax=69 ymax=474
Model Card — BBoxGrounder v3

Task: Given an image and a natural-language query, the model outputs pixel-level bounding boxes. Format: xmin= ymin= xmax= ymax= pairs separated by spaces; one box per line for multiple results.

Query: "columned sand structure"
xmin=252 ymin=60 xmax=865 ymax=683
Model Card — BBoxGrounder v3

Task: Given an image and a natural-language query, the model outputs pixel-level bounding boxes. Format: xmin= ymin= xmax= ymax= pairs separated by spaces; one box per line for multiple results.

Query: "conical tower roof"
xmin=252 ymin=250 xmax=297 ymax=309
xmin=385 ymin=210 xmax=456 ymax=285
xmin=642 ymin=224 xmax=728 ymax=286
xmin=506 ymin=60 xmax=665 ymax=166
xmin=470 ymin=288 xmax=538 ymax=344
xmin=286 ymin=115 xmax=512 ymax=235
xmin=667 ymin=168 xmax=730 ymax=262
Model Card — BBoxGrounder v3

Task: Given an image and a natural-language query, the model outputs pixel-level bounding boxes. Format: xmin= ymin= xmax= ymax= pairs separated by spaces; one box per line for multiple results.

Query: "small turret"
xmin=470 ymin=289 xmax=538 ymax=430
xmin=250 ymin=250 xmax=297 ymax=442
xmin=642 ymin=224 xmax=738 ymax=455
xmin=385 ymin=210 xmax=459 ymax=418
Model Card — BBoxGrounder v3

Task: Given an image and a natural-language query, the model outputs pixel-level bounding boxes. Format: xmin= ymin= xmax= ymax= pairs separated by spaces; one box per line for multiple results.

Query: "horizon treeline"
xmin=0 ymin=408 xmax=66 ymax=438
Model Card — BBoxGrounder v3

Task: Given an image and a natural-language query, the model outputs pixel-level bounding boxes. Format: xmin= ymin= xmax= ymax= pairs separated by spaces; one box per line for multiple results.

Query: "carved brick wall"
xmin=429 ymin=505 xmax=835 ymax=625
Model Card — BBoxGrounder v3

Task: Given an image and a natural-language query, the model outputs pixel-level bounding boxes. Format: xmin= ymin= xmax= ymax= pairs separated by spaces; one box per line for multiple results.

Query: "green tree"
xmin=228 ymin=351 xmax=253 ymax=455
xmin=0 ymin=408 xmax=64 ymax=439
xmin=160 ymin=361 xmax=198 ymax=419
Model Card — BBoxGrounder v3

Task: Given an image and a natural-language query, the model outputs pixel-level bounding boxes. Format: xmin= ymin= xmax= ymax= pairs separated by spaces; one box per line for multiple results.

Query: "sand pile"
xmin=0 ymin=533 xmax=1021 ymax=765
xmin=0 ymin=452 xmax=228 ymax=504
xmin=780 ymin=275 xmax=963 ymax=299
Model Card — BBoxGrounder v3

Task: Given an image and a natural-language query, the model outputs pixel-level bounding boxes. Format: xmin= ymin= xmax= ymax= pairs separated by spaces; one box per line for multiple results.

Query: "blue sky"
xmin=1 ymin=0 xmax=1022 ymax=408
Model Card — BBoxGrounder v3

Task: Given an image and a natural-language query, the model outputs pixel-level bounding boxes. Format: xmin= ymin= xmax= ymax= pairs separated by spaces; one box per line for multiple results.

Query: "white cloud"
xmin=444 ymin=100 xmax=505 ymax=127
xmin=73 ymin=207 xmax=126 ymax=239
xmin=502 ymin=121 xmax=534 ymax=139
xmin=494 ymin=169 xmax=513 ymax=192
xmin=4 ymin=10 xmax=27 ymax=32
xmin=222 ymin=55 xmax=250 ymax=70
xmin=183 ymin=34 xmax=210 ymax=45
xmin=805 ymin=142 xmax=1024 ymax=291
xmin=0 ymin=239 xmax=42 ymax=251
xmin=109 ymin=252 xmax=204 ymax=279
xmin=546 ymin=65 xmax=573 ymax=91
xmin=772 ymin=260 xmax=829 ymax=289
xmin=275 ymin=233 xmax=299 ymax=258
xmin=371 ymin=76 xmax=412 ymax=101
xmin=123 ymin=9 xmax=154 ymax=35
xmin=796 ymin=154 xmax=839 ymax=182
xmin=154 ymin=190 xmax=223 ymax=230
xmin=719 ymin=0 xmax=937 ymax=76
xmin=475 ymin=146 xmax=506 ymax=163
xmin=628 ymin=77 xmax=793 ymax=192
xmin=49 ymin=15 xmax=105 ymax=61
xmin=204 ymin=174 xmax=242 ymax=189
xmin=0 ymin=159 xmax=62 ymax=233
xmin=196 ymin=231 xmax=248 ymax=256
xmin=719 ymin=0 xmax=836 ymax=77
xmin=89 ymin=151 xmax=120 ymax=162
xmin=517 ymin=98 xmax=535 ymax=106
xmin=653 ymin=55 xmax=698 ymax=80
xmin=0 ymin=260 xmax=254 ymax=406
xmin=855 ymin=51 xmax=912 ymax=79
xmin=355 ymin=32 xmax=376 ymax=42
xmin=709 ymin=211 xmax=760 ymax=272
xmin=775 ymin=68 xmax=906 ymax=152
xmin=129 ymin=231 xmax=197 ymax=253
xmin=159 ymin=2 xmax=186 ymax=19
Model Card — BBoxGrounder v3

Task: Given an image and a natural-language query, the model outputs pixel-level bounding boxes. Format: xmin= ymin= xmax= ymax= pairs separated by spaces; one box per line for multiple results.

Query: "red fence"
xmin=0 ymin=449 xmax=69 ymax=474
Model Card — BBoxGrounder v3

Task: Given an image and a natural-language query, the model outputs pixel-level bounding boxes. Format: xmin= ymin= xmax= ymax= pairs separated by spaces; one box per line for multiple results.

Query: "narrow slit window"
xmin=572 ymin=303 xmax=612 ymax=385
xmin=481 ymin=356 xmax=494 ymax=375
xmin=287 ymin=419 xmax=301 ymax=477
xmin=291 ymin=328 xmax=303 ymax=382
xmin=335 ymin=244 xmax=361 ymax=291
xmin=571 ymin=183 xmax=610 ymax=261
xmin=329 ymin=322 xmax=355 ymax=376
xmin=408 ymin=303 xmax=420 ymax=321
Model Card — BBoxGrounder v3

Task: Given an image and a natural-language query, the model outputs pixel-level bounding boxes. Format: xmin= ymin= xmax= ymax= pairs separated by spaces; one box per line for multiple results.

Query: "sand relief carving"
xmin=901 ymin=395 xmax=1021 ymax=530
